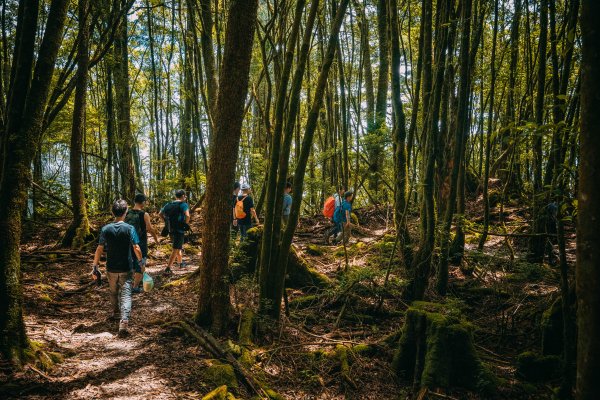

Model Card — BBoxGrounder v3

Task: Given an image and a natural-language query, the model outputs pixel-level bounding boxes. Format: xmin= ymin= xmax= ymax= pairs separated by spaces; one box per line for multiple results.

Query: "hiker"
xmin=231 ymin=182 xmax=241 ymax=239
xmin=159 ymin=189 xmax=190 ymax=273
xmin=125 ymin=193 xmax=160 ymax=293
xmin=92 ymin=199 xmax=142 ymax=336
xmin=323 ymin=186 xmax=346 ymax=244
xmin=327 ymin=190 xmax=354 ymax=245
xmin=234 ymin=183 xmax=259 ymax=239
xmin=282 ymin=182 xmax=293 ymax=226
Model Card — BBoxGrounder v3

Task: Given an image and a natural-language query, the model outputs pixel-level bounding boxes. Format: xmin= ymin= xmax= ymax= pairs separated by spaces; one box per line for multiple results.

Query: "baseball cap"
xmin=240 ymin=183 xmax=250 ymax=190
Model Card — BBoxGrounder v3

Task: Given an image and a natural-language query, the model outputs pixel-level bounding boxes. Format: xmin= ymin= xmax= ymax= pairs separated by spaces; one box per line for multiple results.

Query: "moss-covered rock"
xmin=201 ymin=360 xmax=239 ymax=390
xmin=516 ymin=351 xmax=561 ymax=382
xmin=392 ymin=302 xmax=496 ymax=394
xmin=202 ymin=385 xmax=237 ymax=400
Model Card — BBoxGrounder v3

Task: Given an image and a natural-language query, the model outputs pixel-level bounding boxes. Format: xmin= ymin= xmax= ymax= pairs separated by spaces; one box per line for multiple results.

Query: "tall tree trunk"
xmin=577 ymin=1 xmax=600 ymax=398
xmin=263 ymin=0 xmax=350 ymax=322
xmin=406 ymin=0 xmax=451 ymax=302
xmin=389 ymin=0 xmax=411 ymax=259
xmin=478 ymin=0 xmax=499 ymax=250
xmin=113 ymin=11 xmax=136 ymax=200
xmin=0 ymin=0 xmax=69 ymax=367
xmin=199 ymin=0 xmax=218 ymax=128
xmin=62 ymin=0 xmax=91 ymax=248
xmin=195 ymin=0 xmax=258 ymax=335
xmin=528 ymin=0 xmax=548 ymax=262
xmin=437 ymin=0 xmax=472 ymax=296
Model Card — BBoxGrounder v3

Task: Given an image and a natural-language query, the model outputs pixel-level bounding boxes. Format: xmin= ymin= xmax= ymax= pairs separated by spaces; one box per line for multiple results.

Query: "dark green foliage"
xmin=392 ymin=302 xmax=497 ymax=394
xmin=516 ymin=352 xmax=561 ymax=382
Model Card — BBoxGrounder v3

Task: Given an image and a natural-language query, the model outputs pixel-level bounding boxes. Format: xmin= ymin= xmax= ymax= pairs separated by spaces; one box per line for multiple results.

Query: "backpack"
xmin=125 ymin=209 xmax=145 ymax=240
xmin=163 ymin=201 xmax=185 ymax=232
xmin=235 ymin=196 xmax=247 ymax=219
xmin=323 ymin=196 xmax=336 ymax=218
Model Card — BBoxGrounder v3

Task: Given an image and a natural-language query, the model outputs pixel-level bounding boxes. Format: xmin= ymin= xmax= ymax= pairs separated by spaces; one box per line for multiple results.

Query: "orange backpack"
xmin=235 ymin=196 xmax=247 ymax=219
xmin=323 ymin=196 xmax=336 ymax=218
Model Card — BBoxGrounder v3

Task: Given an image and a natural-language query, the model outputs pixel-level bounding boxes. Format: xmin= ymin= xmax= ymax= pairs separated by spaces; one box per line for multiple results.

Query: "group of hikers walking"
xmin=91 ymin=184 xmax=354 ymax=336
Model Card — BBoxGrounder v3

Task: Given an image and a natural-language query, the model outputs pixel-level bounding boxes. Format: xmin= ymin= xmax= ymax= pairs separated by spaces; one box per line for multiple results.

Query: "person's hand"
xmin=233 ymin=219 xmax=238 ymax=226
xmin=91 ymin=264 xmax=99 ymax=280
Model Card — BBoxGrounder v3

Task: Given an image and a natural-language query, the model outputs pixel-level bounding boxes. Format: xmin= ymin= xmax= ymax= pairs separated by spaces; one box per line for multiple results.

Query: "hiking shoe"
xmin=118 ymin=320 xmax=129 ymax=337
xmin=164 ymin=267 xmax=172 ymax=275
xmin=179 ymin=262 xmax=186 ymax=269
xmin=132 ymin=286 xmax=143 ymax=294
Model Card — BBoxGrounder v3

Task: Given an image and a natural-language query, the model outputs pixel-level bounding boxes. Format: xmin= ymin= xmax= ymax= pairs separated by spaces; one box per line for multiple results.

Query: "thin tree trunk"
xmin=437 ymin=0 xmax=472 ymax=296
xmin=62 ymin=0 xmax=91 ymax=248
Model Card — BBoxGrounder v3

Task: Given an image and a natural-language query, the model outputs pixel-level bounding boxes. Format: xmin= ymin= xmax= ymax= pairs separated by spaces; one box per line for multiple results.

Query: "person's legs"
xmin=107 ymin=272 xmax=120 ymax=318
xmin=119 ymin=272 xmax=133 ymax=321
xmin=239 ymin=224 xmax=249 ymax=240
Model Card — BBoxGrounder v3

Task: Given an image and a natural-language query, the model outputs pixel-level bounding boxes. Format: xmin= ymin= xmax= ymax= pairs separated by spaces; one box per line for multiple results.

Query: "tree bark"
xmin=0 ymin=0 xmax=69 ymax=367
xmin=437 ymin=0 xmax=472 ymax=296
xmin=62 ymin=0 xmax=91 ymax=248
xmin=577 ymin=1 xmax=600 ymax=398
xmin=195 ymin=0 xmax=258 ymax=335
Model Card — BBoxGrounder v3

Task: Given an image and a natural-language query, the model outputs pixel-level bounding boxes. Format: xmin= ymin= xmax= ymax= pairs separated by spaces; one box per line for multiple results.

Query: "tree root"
xmin=168 ymin=319 xmax=283 ymax=399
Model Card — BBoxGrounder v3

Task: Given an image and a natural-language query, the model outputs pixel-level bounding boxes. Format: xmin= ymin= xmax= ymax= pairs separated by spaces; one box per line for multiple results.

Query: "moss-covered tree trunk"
xmin=195 ymin=0 xmax=258 ymax=335
xmin=0 ymin=0 xmax=69 ymax=367
xmin=437 ymin=0 xmax=472 ymax=296
xmin=392 ymin=302 xmax=496 ymax=394
xmin=577 ymin=1 xmax=600 ymax=398
xmin=62 ymin=0 xmax=91 ymax=248
xmin=259 ymin=0 xmax=350 ymax=321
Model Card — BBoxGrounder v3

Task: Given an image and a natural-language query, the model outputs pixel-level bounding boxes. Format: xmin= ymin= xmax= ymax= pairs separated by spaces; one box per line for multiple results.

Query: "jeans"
xmin=107 ymin=271 xmax=133 ymax=321
xmin=239 ymin=223 xmax=250 ymax=240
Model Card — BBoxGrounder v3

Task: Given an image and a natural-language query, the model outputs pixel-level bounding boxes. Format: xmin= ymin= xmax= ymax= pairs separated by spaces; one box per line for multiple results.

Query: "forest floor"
xmin=0 ymin=195 xmax=575 ymax=400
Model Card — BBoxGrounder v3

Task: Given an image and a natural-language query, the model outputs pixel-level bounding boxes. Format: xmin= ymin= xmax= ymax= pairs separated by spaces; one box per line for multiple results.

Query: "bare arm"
xmin=93 ymin=244 xmax=104 ymax=266
xmin=251 ymin=208 xmax=259 ymax=224
xmin=345 ymin=210 xmax=351 ymax=227
xmin=233 ymin=207 xmax=238 ymax=226
xmin=132 ymin=244 xmax=142 ymax=261
xmin=144 ymin=212 xmax=159 ymax=244
xmin=184 ymin=209 xmax=191 ymax=224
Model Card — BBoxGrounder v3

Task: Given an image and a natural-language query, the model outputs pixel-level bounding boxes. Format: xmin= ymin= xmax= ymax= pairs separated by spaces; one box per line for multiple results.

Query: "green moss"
xmin=305 ymin=244 xmax=324 ymax=256
xmin=392 ymin=302 xmax=496 ymax=394
xmin=201 ymin=360 xmax=238 ymax=390
xmin=516 ymin=352 xmax=562 ymax=382
xmin=288 ymin=294 xmax=322 ymax=309
xmin=202 ymin=385 xmax=237 ymax=400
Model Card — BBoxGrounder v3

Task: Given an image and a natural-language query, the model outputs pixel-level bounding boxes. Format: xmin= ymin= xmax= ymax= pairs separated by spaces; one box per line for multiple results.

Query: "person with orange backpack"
xmin=234 ymin=183 xmax=259 ymax=239
xmin=323 ymin=186 xmax=346 ymax=244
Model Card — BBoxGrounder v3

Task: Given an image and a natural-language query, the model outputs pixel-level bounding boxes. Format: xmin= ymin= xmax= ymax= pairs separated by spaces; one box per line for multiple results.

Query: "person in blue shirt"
xmin=282 ymin=182 xmax=293 ymax=226
xmin=93 ymin=199 xmax=142 ymax=336
xmin=331 ymin=191 xmax=354 ymax=244
xmin=159 ymin=189 xmax=190 ymax=273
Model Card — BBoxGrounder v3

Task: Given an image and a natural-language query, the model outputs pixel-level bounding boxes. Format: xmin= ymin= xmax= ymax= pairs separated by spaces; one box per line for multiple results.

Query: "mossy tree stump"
xmin=392 ymin=302 xmax=496 ymax=394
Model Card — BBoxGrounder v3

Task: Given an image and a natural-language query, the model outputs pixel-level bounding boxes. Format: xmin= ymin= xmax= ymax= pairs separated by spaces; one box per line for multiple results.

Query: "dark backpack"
xmin=163 ymin=201 xmax=187 ymax=233
xmin=125 ymin=209 xmax=145 ymax=240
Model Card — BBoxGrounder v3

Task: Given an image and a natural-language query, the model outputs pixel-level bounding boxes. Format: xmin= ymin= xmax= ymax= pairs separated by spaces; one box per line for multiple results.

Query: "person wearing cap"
xmin=231 ymin=182 xmax=241 ymax=239
xmin=331 ymin=190 xmax=354 ymax=244
xmin=234 ymin=183 xmax=259 ymax=239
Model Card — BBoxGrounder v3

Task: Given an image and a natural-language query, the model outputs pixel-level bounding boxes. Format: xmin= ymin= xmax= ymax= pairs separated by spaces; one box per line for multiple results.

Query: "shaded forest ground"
xmin=0 ymin=194 xmax=574 ymax=399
